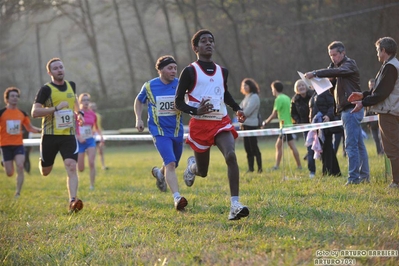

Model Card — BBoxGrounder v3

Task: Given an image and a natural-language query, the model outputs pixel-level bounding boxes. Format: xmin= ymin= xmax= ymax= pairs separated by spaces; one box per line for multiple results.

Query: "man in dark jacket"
xmin=305 ymin=41 xmax=369 ymax=185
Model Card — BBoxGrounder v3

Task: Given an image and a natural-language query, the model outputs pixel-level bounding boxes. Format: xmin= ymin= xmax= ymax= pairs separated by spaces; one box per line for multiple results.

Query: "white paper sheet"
xmin=297 ymin=71 xmax=333 ymax=95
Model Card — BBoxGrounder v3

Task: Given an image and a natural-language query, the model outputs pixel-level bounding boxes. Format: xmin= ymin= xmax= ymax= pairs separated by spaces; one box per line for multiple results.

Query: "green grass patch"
xmin=1 ymin=138 xmax=398 ymax=265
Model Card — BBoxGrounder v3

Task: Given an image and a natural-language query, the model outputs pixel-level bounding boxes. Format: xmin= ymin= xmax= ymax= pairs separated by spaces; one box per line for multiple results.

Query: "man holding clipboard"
xmin=304 ymin=41 xmax=369 ymax=186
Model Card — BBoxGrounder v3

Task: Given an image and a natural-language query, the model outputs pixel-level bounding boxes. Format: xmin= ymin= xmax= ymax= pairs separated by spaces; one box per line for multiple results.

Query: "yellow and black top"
xmin=34 ymin=81 xmax=77 ymax=135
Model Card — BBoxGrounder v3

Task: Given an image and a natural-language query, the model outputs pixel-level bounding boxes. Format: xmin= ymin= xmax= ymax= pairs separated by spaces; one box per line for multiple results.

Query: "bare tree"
xmin=2 ymin=0 xmax=399 ymax=122
xmin=173 ymin=0 xmax=194 ymax=61
xmin=131 ymin=0 xmax=156 ymax=77
xmin=158 ymin=0 xmax=178 ymax=62
xmin=112 ymin=0 xmax=136 ymax=93
xmin=211 ymin=0 xmax=249 ymax=77
xmin=55 ymin=0 xmax=108 ymax=95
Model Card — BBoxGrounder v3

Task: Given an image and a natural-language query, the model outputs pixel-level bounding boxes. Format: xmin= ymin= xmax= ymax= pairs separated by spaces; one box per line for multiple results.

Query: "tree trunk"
xmin=112 ymin=0 xmax=136 ymax=93
xmin=131 ymin=0 xmax=156 ymax=77
xmin=36 ymin=24 xmax=43 ymax=87
xmin=82 ymin=0 xmax=107 ymax=96
xmin=159 ymin=0 xmax=178 ymax=62
xmin=174 ymin=0 xmax=193 ymax=60
xmin=214 ymin=0 xmax=249 ymax=77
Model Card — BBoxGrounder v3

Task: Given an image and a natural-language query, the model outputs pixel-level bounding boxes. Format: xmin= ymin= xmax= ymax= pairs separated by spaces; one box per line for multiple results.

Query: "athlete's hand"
xmin=58 ymin=101 xmax=69 ymax=110
xmin=136 ymin=120 xmax=145 ymax=132
xmin=197 ymin=98 xmax=214 ymax=115
xmin=236 ymin=110 xmax=246 ymax=123
xmin=77 ymin=114 xmax=84 ymax=126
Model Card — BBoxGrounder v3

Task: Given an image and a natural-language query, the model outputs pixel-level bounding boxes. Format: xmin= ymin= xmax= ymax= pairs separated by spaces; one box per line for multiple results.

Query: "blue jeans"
xmin=341 ymin=108 xmax=370 ymax=182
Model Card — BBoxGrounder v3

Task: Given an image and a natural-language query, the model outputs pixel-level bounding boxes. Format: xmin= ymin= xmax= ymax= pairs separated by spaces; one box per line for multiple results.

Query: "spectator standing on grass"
xmin=325 ymin=62 xmax=345 ymax=158
xmin=175 ymin=29 xmax=249 ymax=220
xmin=76 ymin=93 xmax=104 ymax=190
xmin=89 ymin=102 xmax=109 ymax=170
xmin=239 ymin=78 xmax=262 ymax=174
xmin=134 ymin=55 xmax=187 ymax=211
xmin=305 ymin=41 xmax=369 ymax=185
xmin=364 ymin=78 xmax=384 ymax=155
xmin=291 ymin=79 xmax=315 ymax=178
xmin=309 ymin=90 xmax=341 ymax=177
xmin=348 ymin=37 xmax=399 ymax=188
xmin=31 ymin=58 xmax=84 ymax=213
xmin=262 ymin=80 xmax=302 ymax=171
xmin=1 ymin=87 xmax=41 ymax=197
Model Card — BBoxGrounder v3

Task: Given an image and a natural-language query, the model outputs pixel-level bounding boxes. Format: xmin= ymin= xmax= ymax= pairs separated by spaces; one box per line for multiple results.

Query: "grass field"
xmin=1 ymin=137 xmax=399 ymax=265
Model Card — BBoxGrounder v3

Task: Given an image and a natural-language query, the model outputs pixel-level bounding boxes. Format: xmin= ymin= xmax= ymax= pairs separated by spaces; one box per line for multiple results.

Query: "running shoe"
xmin=174 ymin=196 xmax=188 ymax=211
xmin=151 ymin=167 xmax=167 ymax=192
xmin=183 ymin=156 xmax=196 ymax=187
xmin=228 ymin=202 xmax=249 ymax=220
xmin=69 ymin=199 xmax=83 ymax=213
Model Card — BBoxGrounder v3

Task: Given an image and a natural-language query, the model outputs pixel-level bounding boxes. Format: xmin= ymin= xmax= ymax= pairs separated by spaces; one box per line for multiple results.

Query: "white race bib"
xmin=6 ymin=120 xmax=21 ymax=135
xmin=156 ymin=95 xmax=176 ymax=116
xmin=55 ymin=109 xmax=74 ymax=129
xmin=79 ymin=125 xmax=92 ymax=139
xmin=190 ymin=96 xmax=224 ymax=121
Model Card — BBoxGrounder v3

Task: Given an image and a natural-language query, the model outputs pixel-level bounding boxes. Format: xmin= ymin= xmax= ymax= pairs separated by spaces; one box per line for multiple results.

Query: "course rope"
xmin=23 ymin=115 xmax=378 ymax=146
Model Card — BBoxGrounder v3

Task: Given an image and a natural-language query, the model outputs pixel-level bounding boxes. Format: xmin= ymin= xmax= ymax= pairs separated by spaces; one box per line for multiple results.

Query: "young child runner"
xmin=76 ymin=93 xmax=104 ymax=190
xmin=89 ymin=102 xmax=109 ymax=170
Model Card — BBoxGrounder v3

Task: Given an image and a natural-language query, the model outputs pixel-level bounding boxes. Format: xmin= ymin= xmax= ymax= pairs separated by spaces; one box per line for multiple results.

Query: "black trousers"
xmin=321 ymin=130 xmax=341 ymax=176
xmin=242 ymin=125 xmax=262 ymax=172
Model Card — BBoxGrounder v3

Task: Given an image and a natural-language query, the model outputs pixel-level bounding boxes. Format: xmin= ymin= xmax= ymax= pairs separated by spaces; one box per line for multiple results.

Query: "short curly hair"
xmin=191 ymin=29 xmax=214 ymax=50
xmin=4 ymin=87 xmax=20 ymax=104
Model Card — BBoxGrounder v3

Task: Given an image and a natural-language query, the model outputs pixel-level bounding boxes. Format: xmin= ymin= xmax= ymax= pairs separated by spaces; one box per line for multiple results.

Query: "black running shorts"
xmin=40 ymin=135 xmax=78 ymax=167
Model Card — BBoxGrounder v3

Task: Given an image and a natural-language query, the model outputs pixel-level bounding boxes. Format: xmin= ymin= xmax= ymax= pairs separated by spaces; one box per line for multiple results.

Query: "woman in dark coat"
xmin=309 ymin=90 xmax=341 ymax=176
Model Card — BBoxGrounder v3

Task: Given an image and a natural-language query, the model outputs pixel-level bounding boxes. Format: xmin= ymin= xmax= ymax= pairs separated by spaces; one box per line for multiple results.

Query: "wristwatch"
xmin=312 ymin=71 xmax=317 ymax=77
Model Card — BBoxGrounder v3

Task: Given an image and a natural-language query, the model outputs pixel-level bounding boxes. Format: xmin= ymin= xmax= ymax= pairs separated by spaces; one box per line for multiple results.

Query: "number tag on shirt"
xmin=200 ymin=96 xmax=223 ymax=120
xmin=6 ymin=120 xmax=21 ymax=135
xmin=203 ymin=96 xmax=222 ymax=111
xmin=55 ymin=109 xmax=74 ymax=129
xmin=156 ymin=95 xmax=176 ymax=116
xmin=79 ymin=125 xmax=92 ymax=139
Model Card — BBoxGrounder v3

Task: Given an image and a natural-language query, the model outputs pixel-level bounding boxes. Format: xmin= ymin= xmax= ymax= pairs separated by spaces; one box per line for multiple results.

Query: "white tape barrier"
xmin=23 ymin=115 xmax=378 ymax=146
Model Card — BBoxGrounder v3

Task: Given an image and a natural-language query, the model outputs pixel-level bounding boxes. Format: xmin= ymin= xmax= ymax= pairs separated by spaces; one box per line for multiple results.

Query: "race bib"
xmin=156 ymin=95 xmax=176 ymax=116
xmin=203 ymin=96 xmax=222 ymax=111
xmin=196 ymin=96 xmax=223 ymax=120
xmin=79 ymin=125 xmax=92 ymax=139
xmin=55 ymin=109 xmax=74 ymax=129
xmin=6 ymin=120 xmax=21 ymax=135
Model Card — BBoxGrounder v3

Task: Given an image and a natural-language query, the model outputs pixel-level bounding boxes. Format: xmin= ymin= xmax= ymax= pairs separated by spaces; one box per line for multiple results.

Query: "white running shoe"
xmin=228 ymin=202 xmax=249 ymax=220
xmin=183 ymin=156 xmax=196 ymax=187
xmin=151 ymin=167 xmax=167 ymax=192
xmin=174 ymin=196 xmax=188 ymax=211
